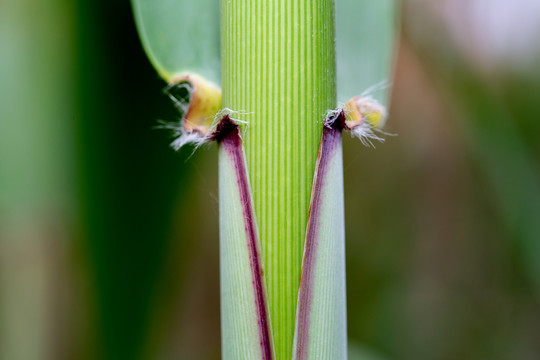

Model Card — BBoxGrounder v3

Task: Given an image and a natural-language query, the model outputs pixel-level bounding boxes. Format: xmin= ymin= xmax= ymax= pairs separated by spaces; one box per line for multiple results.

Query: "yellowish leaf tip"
xmin=343 ymin=96 xmax=387 ymax=130
xmin=170 ymin=72 xmax=222 ymax=136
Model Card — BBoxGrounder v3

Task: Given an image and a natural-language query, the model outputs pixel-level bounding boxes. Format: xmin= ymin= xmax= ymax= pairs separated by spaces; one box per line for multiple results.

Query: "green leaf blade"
xmin=336 ymin=0 xmax=398 ymax=106
xmin=131 ymin=0 xmax=220 ymax=83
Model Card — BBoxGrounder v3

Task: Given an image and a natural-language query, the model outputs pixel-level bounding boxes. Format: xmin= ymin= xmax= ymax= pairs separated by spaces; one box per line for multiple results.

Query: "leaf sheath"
xmin=218 ymin=117 xmax=274 ymax=359
xmin=293 ymin=116 xmax=346 ymax=359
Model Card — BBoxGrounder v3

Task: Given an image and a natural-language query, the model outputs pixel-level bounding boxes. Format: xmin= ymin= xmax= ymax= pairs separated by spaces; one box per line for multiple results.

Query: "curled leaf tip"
xmin=343 ymin=96 xmax=387 ymax=130
xmin=323 ymin=96 xmax=389 ymax=148
xmin=169 ymin=73 xmax=222 ymax=135
xmin=162 ymin=73 xmax=223 ymax=150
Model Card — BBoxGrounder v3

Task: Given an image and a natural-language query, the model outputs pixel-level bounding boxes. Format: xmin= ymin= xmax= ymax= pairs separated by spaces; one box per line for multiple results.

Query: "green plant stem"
xmin=221 ymin=1 xmax=336 ymax=358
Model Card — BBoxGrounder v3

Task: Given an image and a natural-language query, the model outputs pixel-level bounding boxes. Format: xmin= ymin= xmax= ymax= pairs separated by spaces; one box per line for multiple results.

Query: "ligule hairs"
xmin=158 ymin=104 xmax=249 ymax=151
xmin=349 ymin=99 xmax=398 ymax=147
xmin=325 ymin=97 xmax=394 ymax=148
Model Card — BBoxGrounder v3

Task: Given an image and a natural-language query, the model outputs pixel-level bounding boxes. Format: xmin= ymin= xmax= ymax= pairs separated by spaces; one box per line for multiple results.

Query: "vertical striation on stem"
xmin=221 ymin=1 xmax=336 ymax=358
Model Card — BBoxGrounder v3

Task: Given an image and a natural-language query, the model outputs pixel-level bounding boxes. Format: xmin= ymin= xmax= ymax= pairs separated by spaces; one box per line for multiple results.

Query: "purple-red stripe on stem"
xmin=294 ymin=111 xmax=345 ymax=359
xmin=217 ymin=115 xmax=274 ymax=360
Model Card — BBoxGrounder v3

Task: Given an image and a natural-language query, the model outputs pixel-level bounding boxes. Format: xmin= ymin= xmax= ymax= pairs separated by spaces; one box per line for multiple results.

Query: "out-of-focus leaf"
xmin=348 ymin=342 xmax=386 ymax=360
xmin=131 ymin=0 xmax=220 ymax=83
xmin=454 ymin=77 xmax=540 ymax=291
xmin=0 ymin=0 xmax=73 ymax=358
xmin=336 ymin=0 xmax=398 ymax=106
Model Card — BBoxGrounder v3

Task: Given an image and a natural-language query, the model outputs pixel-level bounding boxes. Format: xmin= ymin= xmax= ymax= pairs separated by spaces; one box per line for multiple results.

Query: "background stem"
xmin=221 ymin=0 xmax=336 ymax=358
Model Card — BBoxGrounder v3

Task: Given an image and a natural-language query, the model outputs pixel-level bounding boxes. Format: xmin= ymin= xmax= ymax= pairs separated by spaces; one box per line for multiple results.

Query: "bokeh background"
xmin=1 ymin=0 xmax=540 ymax=359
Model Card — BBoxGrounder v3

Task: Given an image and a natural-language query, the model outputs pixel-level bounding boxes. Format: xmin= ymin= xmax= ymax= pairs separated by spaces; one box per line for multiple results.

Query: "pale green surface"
xmin=221 ymin=1 xmax=336 ymax=358
xmin=219 ymin=144 xmax=270 ymax=359
xmin=336 ymin=0 xmax=398 ymax=106
xmin=132 ymin=0 xmax=220 ymax=82
xmin=292 ymin=136 xmax=347 ymax=359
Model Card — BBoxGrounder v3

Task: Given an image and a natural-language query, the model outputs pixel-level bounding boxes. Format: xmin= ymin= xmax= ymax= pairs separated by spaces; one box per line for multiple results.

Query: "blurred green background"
xmin=1 ymin=0 xmax=539 ymax=359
